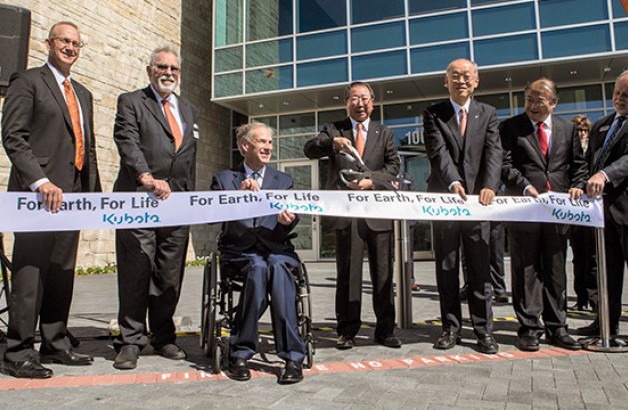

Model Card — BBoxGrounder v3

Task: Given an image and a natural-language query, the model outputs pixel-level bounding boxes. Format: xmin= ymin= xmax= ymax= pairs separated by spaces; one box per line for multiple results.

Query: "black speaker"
xmin=0 ymin=5 xmax=30 ymax=90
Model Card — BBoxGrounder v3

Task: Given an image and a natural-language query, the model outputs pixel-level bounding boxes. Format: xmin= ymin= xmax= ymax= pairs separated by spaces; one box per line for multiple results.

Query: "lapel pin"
xmin=599 ymin=125 xmax=610 ymax=132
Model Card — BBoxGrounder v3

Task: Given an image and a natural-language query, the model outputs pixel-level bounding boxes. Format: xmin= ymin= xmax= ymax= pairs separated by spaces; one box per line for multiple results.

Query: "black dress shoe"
xmin=569 ymin=302 xmax=588 ymax=312
xmin=3 ymin=359 xmax=53 ymax=379
xmin=153 ymin=343 xmax=187 ymax=360
xmin=547 ymin=334 xmax=582 ymax=351
xmin=40 ymin=350 xmax=93 ymax=366
xmin=433 ymin=331 xmax=460 ymax=350
xmin=374 ymin=335 xmax=402 ymax=348
xmin=278 ymin=360 xmax=303 ymax=384
xmin=336 ymin=335 xmax=354 ymax=350
xmin=477 ymin=335 xmax=499 ymax=354
xmin=493 ymin=294 xmax=509 ymax=304
xmin=515 ymin=335 xmax=540 ymax=352
xmin=113 ymin=345 xmax=140 ymax=370
xmin=228 ymin=357 xmax=251 ymax=381
xmin=574 ymin=322 xmax=618 ymax=337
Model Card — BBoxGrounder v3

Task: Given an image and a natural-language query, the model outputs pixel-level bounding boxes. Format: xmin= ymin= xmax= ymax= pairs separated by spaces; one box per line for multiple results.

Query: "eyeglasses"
xmin=348 ymin=95 xmax=372 ymax=105
xmin=153 ymin=64 xmax=180 ymax=73
xmin=51 ymin=37 xmax=84 ymax=49
xmin=577 ymin=128 xmax=589 ymax=133
xmin=449 ymin=73 xmax=475 ymax=83
xmin=525 ymin=98 xmax=553 ymax=107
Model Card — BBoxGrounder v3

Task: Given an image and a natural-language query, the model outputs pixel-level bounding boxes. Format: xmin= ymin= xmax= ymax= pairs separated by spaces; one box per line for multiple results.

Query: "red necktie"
xmin=163 ymin=99 xmax=183 ymax=150
xmin=63 ymin=79 xmax=84 ymax=171
xmin=355 ymin=122 xmax=365 ymax=157
xmin=537 ymin=121 xmax=551 ymax=190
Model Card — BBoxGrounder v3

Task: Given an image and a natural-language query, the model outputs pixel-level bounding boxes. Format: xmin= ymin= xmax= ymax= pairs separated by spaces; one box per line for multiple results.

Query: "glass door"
xmin=279 ymin=161 xmax=319 ymax=261
xmin=403 ymin=154 xmax=434 ymax=260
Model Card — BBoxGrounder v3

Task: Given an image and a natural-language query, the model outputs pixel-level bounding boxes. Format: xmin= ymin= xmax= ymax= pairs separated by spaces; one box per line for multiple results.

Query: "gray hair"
xmin=149 ymin=45 xmax=181 ymax=66
xmin=525 ymin=77 xmax=558 ymax=101
xmin=616 ymin=70 xmax=628 ymax=83
xmin=445 ymin=59 xmax=479 ymax=80
xmin=236 ymin=122 xmax=274 ymax=155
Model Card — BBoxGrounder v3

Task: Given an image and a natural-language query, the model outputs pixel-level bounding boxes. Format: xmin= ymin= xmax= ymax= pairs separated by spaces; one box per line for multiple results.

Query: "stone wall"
xmin=0 ymin=0 xmax=232 ymax=267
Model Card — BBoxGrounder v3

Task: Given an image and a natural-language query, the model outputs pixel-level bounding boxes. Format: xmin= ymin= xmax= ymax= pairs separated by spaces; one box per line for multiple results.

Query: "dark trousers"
xmin=603 ymin=214 xmax=628 ymax=330
xmin=227 ymin=252 xmax=305 ymax=362
xmin=433 ymin=220 xmax=493 ymax=336
xmin=569 ymin=225 xmax=598 ymax=309
xmin=335 ymin=219 xmax=395 ymax=339
xmin=114 ymin=226 xmax=189 ymax=350
xmin=5 ymin=231 xmax=79 ymax=362
xmin=490 ymin=222 xmax=507 ymax=296
xmin=509 ymin=223 xmax=568 ymax=337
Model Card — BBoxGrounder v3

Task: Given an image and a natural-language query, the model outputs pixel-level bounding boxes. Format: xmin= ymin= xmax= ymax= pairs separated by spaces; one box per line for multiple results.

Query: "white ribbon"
xmin=0 ymin=190 xmax=603 ymax=232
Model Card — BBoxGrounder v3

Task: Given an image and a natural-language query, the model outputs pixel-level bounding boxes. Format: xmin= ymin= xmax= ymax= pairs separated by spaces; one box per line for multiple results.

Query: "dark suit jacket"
xmin=423 ymin=100 xmax=502 ymax=195
xmin=303 ymin=117 xmax=400 ymax=230
xmin=587 ymin=113 xmax=628 ymax=225
xmin=2 ymin=64 xmax=101 ymax=193
xmin=211 ymin=164 xmax=297 ymax=256
xmin=500 ymin=113 xmax=588 ymax=233
xmin=113 ymin=86 xmax=197 ymax=193
xmin=501 ymin=113 xmax=587 ymax=196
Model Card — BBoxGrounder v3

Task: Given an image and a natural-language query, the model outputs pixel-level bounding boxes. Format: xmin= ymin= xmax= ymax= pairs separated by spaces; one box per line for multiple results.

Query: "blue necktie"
xmin=593 ymin=116 xmax=625 ymax=173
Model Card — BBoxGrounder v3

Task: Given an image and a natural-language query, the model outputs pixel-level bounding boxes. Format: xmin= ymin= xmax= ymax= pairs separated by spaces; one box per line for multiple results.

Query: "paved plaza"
xmin=1 ymin=260 xmax=628 ymax=409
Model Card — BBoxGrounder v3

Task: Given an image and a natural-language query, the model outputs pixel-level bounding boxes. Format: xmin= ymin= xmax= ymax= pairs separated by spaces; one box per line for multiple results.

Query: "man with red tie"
xmin=500 ymin=78 xmax=588 ymax=352
xmin=112 ymin=46 xmax=198 ymax=370
xmin=2 ymin=22 xmax=101 ymax=378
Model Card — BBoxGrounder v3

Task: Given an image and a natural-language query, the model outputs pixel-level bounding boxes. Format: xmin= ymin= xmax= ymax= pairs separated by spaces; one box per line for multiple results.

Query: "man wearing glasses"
xmin=304 ymin=81 xmax=401 ymax=350
xmin=111 ymin=46 xmax=198 ymax=370
xmin=500 ymin=78 xmax=587 ymax=352
xmin=2 ymin=22 xmax=101 ymax=378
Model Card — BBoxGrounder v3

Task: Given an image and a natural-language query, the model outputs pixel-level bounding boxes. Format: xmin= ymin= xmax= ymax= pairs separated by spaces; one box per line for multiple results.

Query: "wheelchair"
xmin=0 ymin=233 xmax=12 ymax=342
xmin=200 ymin=251 xmax=315 ymax=374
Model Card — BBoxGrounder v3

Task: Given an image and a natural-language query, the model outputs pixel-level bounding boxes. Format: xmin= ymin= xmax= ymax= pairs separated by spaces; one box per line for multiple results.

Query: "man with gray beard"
xmin=111 ymin=46 xmax=198 ymax=370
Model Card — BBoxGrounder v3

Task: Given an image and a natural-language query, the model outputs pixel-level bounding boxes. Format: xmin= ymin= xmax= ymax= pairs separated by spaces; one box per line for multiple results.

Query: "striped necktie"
xmin=593 ymin=116 xmax=625 ymax=173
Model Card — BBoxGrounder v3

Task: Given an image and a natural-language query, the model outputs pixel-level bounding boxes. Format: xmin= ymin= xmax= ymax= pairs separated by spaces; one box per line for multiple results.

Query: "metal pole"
xmin=396 ymin=219 xmax=413 ymax=328
xmin=583 ymin=227 xmax=628 ymax=352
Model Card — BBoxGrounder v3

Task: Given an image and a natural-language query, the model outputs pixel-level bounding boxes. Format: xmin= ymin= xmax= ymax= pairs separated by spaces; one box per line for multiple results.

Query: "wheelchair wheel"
xmin=200 ymin=255 xmax=219 ymax=357
xmin=211 ymin=342 xmax=222 ymax=374
xmin=0 ymin=239 xmax=11 ymax=341
xmin=298 ymin=265 xmax=315 ymax=369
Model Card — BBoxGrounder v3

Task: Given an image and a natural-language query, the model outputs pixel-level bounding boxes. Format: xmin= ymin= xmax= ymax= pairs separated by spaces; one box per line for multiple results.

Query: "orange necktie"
xmin=63 ymin=79 xmax=84 ymax=171
xmin=355 ymin=122 xmax=365 ymax=157
xmin=163 ymin=99 xmax=183 ymax=150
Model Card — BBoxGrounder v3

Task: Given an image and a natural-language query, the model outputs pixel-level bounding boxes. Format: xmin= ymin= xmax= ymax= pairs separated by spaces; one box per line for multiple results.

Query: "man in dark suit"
xmin=500 ymin=78 xmax=587 ymax=352
xmin=424 ymin=58 xmax=502 ymax=354
xmin=304 ymin=82 xmax=401 ymax=350
xmin=212 ymin=122 xmax=305 ymax=384
xmin=112 ymin=46 xmax=197 ymax=370
xmin=1 ymin=22 xmax=101 ymax=378
xmin=576 ymin=71 xmax=628 ymax=338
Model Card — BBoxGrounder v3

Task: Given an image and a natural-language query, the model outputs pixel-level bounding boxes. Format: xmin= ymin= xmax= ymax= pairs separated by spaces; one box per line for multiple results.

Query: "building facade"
xmin=212 ymin=0 xmax=628 ymax=261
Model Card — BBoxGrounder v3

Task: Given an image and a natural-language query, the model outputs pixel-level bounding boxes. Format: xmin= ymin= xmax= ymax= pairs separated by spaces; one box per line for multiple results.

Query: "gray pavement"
xmin=1 ymin=259 xmax=628 ymax=409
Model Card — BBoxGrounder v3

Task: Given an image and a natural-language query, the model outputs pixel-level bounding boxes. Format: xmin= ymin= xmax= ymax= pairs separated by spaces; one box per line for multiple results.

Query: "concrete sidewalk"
xmin=1 ymin=260 xmax=628 ymax=409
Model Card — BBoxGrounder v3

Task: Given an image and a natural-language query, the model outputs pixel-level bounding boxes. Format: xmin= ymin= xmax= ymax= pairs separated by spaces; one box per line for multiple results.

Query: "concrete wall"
xmin=0 ymin=0 xmax=232 ymax=267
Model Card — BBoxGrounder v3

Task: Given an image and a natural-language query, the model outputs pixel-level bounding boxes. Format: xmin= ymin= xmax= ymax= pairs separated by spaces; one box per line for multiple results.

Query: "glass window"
xmin=409 ymin=13 xmax=468 ymax=45
xmin=297 ymin=31 xmax=347 ymax=60
xmin=247 ymin=0 xmax=292 ymax=41
xmin=472 ymin=3 xmax=535 ymax=36
xmin=408 ymin=0 xmax=466 ymax=16
xmin=352 ymin=22 xmax=405 ymax=53
xmin=279 ymin=135 xmax=312 ymax=159
xmin=296 ymin=0 xmax=346 ymax=33
xmin=251 ymin=116 xmax=278 ymax=132
xmin=245 ymin=65 xmax=293 ymax=93
xmin=474 ymin=93 xmax=511 ymax=117
xmin=391 ymin=125 xmax=425 ymax=148
xmin=474 ymin=33 xmax=537 ymax=66
xmin=279 ymin=113 xmax=316 ymax=135
xmin=542 ymin=25 xmax=611 ymax=58
xmin=472 ymin=0 xmax=519 ymax=5
xmin=318 ymin=109 xmax=347 ymax=129
xmin=613 ymin=0 xmax=627 ymax=18
xmin=411 ymin=42 xmax=470 ymax=73
xmin=215 ymin=47 xmax=243 ymax=73
xmin=351 ymin=0 xmax=404 ymax=24
xmin=539 ymin=0 xmax=608 ymax=28
xmin=215 ymin=0 xmax=242 ymax=46
xmin=384 ymin=101 xmax=434 ymax=126
xmin=352 ymin=51 xmax=407 ymax=80
xmin=605 ymin=82 xmax=615 ymax=108
xmin=246 ymin=39 xmax=292 ymax=68
xmin=214 ymin=72 xmax=242 ymax=97
xmin=297 ymin=58 xmax=348 ymax=87
xmin=556 ymin=85 xmax=604 ymax=111
xmin=615 ymin=22 xmax=628 ymax=50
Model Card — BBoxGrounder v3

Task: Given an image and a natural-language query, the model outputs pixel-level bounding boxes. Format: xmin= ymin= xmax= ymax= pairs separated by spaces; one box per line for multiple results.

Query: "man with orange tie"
xmin=500 ymin=78 xmax=587 ymax=352
xmin=2 ymin=22 xmax=101 ymax=378
xmin=304 ymin=82 xmax=401 ymax=349
xmin=112 ymin=46 xmax=198 ymax=370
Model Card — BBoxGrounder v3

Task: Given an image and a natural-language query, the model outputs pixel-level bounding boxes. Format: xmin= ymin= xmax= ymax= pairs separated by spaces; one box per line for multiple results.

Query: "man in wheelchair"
xmin=210 ymin=122 xmax=306 ymax=384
